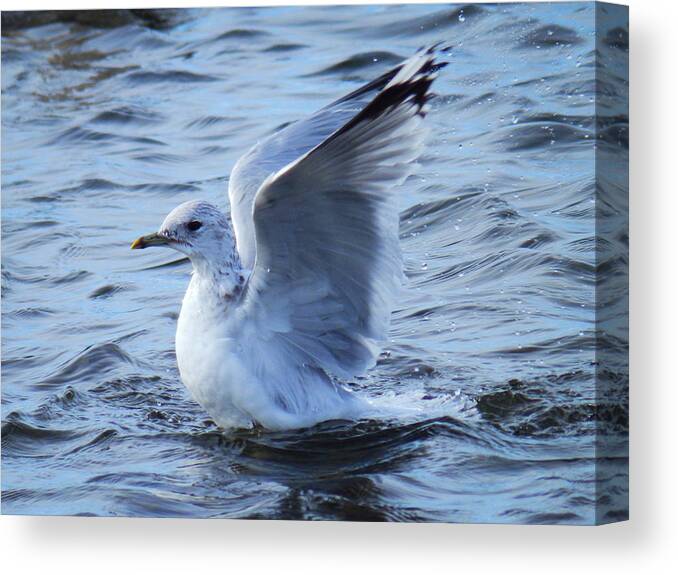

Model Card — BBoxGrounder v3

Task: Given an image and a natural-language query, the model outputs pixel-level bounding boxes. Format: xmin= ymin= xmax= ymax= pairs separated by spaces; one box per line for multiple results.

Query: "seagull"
xmin=131 ymin=47 xmax=446 ymax=430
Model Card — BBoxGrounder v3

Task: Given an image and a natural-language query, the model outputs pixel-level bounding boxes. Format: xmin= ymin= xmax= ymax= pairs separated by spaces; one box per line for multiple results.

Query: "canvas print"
xmin=1 ymin=2 xmax=628 ymax=524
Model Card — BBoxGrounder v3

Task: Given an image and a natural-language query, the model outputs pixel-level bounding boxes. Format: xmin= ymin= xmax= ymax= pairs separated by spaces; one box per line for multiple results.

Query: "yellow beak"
xmin=130 ymin=233 xmax=170 ymax=250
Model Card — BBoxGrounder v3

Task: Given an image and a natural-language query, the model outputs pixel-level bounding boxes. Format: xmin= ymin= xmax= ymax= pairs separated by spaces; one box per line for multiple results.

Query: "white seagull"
xmin=131 ymin=47 xmax=446 ymax=430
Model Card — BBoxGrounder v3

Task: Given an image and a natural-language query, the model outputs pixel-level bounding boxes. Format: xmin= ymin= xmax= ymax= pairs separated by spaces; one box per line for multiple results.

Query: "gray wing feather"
xmin=241 ymin=48 xmax=444 ymax=380
xmin=228 ymin=58 xmax=430 ymax=269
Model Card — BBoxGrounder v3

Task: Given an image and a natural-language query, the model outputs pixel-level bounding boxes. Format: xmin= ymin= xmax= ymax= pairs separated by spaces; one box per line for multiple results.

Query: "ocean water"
xmin=1 ymin=3 xmax=628 ymax=524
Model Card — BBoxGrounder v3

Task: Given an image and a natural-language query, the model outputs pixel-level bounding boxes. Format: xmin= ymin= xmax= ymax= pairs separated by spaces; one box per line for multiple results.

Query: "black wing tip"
xmin=326 ymin=46 xmax=447 ymax=141
xmin=333 ymin=43 xmax=449 ymax=108
xmin=366 ymin=48 xmax=447 ymax=120
xmin=333 ymin=66 xmax=400 ymax=107
xmin=418 ymin=41 xmax=454 ymax=57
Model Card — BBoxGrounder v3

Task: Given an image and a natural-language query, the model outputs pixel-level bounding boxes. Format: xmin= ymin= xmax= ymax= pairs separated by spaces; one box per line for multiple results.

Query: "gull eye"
xmin=187 ymin=220 xmax=202 ymax=232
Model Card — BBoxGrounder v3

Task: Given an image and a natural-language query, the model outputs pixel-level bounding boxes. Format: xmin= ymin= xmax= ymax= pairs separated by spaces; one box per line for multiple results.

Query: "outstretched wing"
xmin=241 ymin=48 xmax=444 ymax=380
xmin=228 ymin=48 xmax=446 ymax=269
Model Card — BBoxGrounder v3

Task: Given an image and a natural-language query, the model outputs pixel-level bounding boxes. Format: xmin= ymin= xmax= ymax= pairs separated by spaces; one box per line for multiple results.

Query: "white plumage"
xmin=131 ymin=47 xmax=446 ymax=430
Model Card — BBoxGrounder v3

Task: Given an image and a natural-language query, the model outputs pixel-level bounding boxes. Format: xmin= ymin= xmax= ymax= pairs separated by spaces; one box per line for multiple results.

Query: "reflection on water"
xmin=1 ymin=3 xmax=628 ymax=524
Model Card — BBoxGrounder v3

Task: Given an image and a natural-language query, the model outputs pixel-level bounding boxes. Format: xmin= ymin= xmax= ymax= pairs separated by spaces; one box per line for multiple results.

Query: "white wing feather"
xmin=228 ymin=49 xmax=444 ymax=270
xmin=238 ymin=49 xmax=444 ymax=385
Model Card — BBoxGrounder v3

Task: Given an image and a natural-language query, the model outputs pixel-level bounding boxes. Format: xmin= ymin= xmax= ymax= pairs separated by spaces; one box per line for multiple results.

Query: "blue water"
xmin=1 ymin=3 xmax=628 ymax=523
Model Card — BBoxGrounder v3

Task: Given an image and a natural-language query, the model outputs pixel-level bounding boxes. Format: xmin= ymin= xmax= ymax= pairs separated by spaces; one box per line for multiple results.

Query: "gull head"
xmin=131 ymin=200 xmax=240 ymax=277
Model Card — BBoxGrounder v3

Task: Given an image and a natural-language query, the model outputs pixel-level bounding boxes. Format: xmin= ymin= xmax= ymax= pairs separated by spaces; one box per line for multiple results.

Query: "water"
xmin=1 ymin=3 xmax=628 ymax=523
